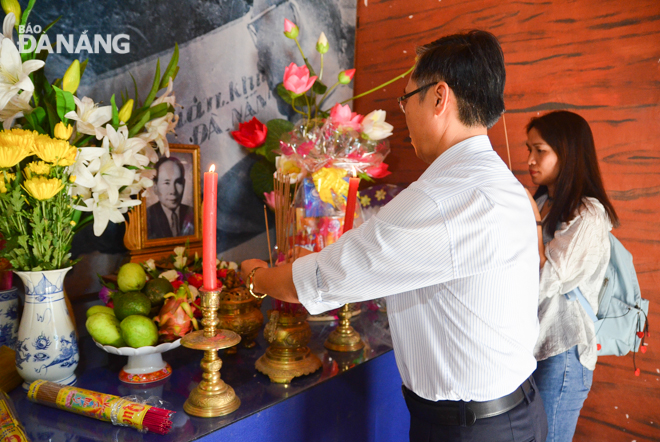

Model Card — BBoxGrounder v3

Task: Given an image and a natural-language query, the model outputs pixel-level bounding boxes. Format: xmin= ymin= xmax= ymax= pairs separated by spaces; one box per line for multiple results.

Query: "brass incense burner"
xmin=218 ymin=286 xmax=264 ymax=354
xmin=255 ymin=310 xmax=322 ymax=383
xmin=324 ymin=303 xmax=364 ymax=352
xmin=181 ymin=288 xmax=241 ymax=417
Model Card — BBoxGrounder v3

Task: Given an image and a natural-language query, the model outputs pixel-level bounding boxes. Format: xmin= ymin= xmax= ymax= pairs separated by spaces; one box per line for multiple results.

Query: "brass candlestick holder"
xmin=324 ymin=303 xmax=364 ymax=352
xmin=181 ymin=288 xmax=241 ymax=417
xmin=255 ymin=309 xmax=322 ymax=383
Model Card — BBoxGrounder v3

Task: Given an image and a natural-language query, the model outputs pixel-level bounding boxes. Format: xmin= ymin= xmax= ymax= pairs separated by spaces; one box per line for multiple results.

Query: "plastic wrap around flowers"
xmin=277 ymin=103 xmax=393 ymax=180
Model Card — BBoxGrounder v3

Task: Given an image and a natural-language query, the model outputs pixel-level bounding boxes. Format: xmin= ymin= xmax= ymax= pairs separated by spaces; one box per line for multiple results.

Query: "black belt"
xmin=402 ymin=376 xmax=534 ymax=427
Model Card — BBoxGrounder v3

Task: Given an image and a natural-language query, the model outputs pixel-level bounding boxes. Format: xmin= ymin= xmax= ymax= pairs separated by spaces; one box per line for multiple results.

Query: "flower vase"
xmin=0 ymin=287 xmax=20 ymax=350
xmin=14 ymin=267 xmax=78 ymax=390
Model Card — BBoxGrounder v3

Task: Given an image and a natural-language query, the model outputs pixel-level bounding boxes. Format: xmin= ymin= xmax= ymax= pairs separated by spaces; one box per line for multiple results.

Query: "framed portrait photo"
xmin=141 ymin=144 xmax=202 ymax=248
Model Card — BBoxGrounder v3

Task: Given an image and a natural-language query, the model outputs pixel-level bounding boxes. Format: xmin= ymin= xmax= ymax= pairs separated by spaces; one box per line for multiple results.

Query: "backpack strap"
xmin=564 ymin=287 xmax=598 ymax=322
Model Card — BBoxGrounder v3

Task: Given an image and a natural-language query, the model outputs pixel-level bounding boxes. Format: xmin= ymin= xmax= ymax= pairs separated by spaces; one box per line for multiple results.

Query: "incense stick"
xmin=264 ymin=205 xmax=273 ymax=268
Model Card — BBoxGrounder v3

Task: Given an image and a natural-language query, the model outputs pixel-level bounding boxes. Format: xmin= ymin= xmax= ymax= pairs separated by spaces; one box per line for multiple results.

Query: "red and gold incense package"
xmin=0 ymin=390 xmax=30 ymax=442
xmin=27 ymin=380 xmax=174 ymax=435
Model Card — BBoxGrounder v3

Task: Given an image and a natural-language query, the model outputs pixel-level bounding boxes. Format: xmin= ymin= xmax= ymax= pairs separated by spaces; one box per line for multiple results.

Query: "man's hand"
xmin=240 ymin=259 xmax=269 ymax=283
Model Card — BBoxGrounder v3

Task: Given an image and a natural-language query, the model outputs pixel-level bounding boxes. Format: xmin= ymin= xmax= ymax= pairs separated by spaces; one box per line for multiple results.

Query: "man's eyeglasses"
xmin=397 ymin=83 xmax=435 ymax=114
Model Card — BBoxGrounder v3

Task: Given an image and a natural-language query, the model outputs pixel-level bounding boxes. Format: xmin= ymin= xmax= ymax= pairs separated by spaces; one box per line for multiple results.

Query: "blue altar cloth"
xmin=10 ymin=297 xmax=409 ymax=441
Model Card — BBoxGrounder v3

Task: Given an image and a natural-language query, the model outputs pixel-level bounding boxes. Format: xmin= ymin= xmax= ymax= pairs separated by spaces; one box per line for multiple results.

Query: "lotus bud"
xmin=1 ymin=0 xmax=21 ymax=24
xmin=118 ymin=99 xmax=134 ymax=123
xmin=62 ymin=60 xmax=81 ymax=94
xmin=316 ymin=32 xmax=329 ymax=54
xmin=283 ymin=18 xmax=299 ymax=39
xmin=54 ymin=122 xmax=73 ymax=140
xmin=338 ymin=68 xmax=356 ymax=85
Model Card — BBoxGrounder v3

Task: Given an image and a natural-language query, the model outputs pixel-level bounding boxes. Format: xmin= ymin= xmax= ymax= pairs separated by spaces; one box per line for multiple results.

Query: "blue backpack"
xmin=565 ymin=233 xmax=649 ymax=364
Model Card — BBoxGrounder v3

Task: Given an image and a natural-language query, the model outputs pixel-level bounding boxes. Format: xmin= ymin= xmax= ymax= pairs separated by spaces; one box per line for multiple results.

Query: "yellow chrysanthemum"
xmin=32 ymin=134 xmax=77 ymax=166
xmin=53 ymin=122 xmax=74 ymax=140
xmin=0 ymin=128 xmax=38 ymax=168
xmin=22 ymin=176 xmax=65 ymax=201
xmin=25 ymin=161 xmax=51 ymax=176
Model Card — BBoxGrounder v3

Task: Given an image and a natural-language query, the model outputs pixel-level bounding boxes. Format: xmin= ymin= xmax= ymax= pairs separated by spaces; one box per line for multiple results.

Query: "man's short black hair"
xmin=412 ymin=30 xmax=506 ymax=129
xmin=153 ymin=156 xmax=185 ymax=184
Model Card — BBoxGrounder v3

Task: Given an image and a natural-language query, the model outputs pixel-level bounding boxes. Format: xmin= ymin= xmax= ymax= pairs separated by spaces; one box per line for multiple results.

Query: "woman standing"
xmin=526 ymin=111 xmax=619 ymax=442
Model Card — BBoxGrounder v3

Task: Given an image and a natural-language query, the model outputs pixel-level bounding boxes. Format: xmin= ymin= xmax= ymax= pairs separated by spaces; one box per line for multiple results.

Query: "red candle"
xmin=342 ymin=171 xmax=360 ymax=234
xmin=203 ymin=164 xmax=218 ymax=290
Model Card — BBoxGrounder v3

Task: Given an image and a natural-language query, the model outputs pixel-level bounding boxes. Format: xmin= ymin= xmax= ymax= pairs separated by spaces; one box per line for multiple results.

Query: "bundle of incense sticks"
xmin=273 ymin=171 xmax=299 ymax=263
xmin=0 ymin=389 xmax=30 ymax=441
xmin=272 ymin=172 xmax=304 ymax=315
xmin=27 ymin=380 xmax=174 ymax=435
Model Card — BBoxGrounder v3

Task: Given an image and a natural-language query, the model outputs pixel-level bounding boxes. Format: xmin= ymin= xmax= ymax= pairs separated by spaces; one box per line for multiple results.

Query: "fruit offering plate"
xmin=93 ymin=339 xmax=181 ymax=384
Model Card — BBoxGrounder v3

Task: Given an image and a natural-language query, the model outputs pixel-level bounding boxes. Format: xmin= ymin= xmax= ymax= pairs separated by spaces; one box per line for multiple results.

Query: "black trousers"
xmin=406 ymin=377 xmax=548 ymax=442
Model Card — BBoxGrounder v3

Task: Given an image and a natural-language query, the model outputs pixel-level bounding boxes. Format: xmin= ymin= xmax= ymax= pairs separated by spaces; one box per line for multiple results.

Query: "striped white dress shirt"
xmin=293 ymin=135 xmax=540 ymax=402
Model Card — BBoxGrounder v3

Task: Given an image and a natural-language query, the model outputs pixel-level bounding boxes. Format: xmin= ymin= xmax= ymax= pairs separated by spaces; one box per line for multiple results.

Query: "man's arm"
xmin=240 ymin=259 xmax=300 ymax=303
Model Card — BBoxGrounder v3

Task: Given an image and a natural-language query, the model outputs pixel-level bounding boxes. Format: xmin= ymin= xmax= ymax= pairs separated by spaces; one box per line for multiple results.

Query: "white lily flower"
xmin=100 ymin=124 xmax=149 ymax=168
xmin=152 ymin=77 xmax=176 ymax=108
xmin=138 ymin=112 xmax=178 ymax=158
xmin=144 ymin=258 xmax=156 ymax=272
xmin=64 ymin=96 xmax=112 ymax=139
xmin=0 ymin=38 xmax=44 ymax=110
xmin=361 ymin=110 xmax=393 ymax=141
xmin=122 ymin=174 xmax=153 ymax=197
xmin=173 ymin=255 xmax=187 ymax=270
xmin=188 ymin=285 xmax=199 ymax=301
xmin=0 ymin=90 xmax=32 ymax=129
xmin=74 ymin=192 xmax=141 ymax=236
xmin=173 ymin=246 xmax=186 ymax=256
xmin=89 ymin=152 xmax=136 ymax=205
xmin=159 ymin=269 xmax=179 ymax=283
xmin=227 ymin=261 xmax=238 ymax=270
xmin=1 ymin=13 xmax=16 ymax=43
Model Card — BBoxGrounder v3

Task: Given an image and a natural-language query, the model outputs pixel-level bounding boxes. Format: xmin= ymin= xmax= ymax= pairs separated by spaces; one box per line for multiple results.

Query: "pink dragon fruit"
xmin=153 ymin=284 xmax=199 ymax=342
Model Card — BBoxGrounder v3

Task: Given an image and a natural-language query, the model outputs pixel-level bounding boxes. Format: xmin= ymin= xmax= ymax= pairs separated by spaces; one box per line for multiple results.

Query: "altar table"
xmin=10 ymin=295 xmax=410 ymax=442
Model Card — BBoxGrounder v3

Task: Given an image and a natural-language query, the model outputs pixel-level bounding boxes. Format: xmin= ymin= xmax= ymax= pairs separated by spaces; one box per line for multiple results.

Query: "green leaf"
xmin=41 ymin=16 xmax=61 ymax=35
xmin=130 ymin=73 xmax=140 ymax=107
xmin=110 ymin=94 xmax=119 ymax=128
xmin=159 ymin=43 xmax=179 ymax=89
xmin=262 ymin=119 xmax=294 ymax=162
xmin=250 ymin=160 xmax=276 ymax=199
xmin=142 ymin=59 xmax=161 ymax=108
xmin=312 ymin=79 xmax=327 ymax=95
xmin=52 ymin=85 xmax=75 ymax=124
xmin=357 ymin=171 xmax=374 ymax=183
xmin=276 ymin=83 xmax=293 ymax=104
xmin=24 ymin=108 xmax=46 ymax=133
xmin=128 ymin=109 xmax=151 ymax=138
xmin=149 ymin=102 xmax=170 ymax=120
xmin=20 ymin=0 xmax=37 ymax=29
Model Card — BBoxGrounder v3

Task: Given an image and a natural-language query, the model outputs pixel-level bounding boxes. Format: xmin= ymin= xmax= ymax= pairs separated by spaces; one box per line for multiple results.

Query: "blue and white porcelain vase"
xmin=14 ymin=268 xmax=78 ymax=390
xmin=0 ymin=287 xmax=20 ymax=350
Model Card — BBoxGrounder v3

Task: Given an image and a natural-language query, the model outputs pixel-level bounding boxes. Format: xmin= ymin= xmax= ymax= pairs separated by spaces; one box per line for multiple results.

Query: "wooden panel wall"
xmin=352 ymin=1 xmax=660 ymax=440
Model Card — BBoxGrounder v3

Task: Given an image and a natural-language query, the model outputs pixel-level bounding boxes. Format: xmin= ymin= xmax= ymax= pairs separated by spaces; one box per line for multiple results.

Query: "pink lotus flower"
xmin=329 ymin=103 xmax=363 ymax=131
xmin=366 ymin=162 xmax=391 ymax=179
xmin=283 ymin=63 xmax=317 ymax=97
xmin=338 ymin=69 xmax=356 ymax=85
xmin=283 ymin=18 xmax=299 ymax=39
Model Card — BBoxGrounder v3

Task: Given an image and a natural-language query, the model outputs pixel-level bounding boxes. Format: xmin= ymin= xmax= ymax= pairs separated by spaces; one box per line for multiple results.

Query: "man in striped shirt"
xmin=241 ymin=30 xmax=547 ymax=442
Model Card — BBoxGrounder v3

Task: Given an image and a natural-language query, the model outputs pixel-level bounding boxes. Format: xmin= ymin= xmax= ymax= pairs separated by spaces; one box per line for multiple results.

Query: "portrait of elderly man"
xmin=147 ymin=156 xmax=195 ymax=240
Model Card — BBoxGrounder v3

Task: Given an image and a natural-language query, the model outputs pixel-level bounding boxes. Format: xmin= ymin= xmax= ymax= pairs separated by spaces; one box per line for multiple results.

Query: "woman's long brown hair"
xmin=527 ymin=111 xmax=619 ymax=237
